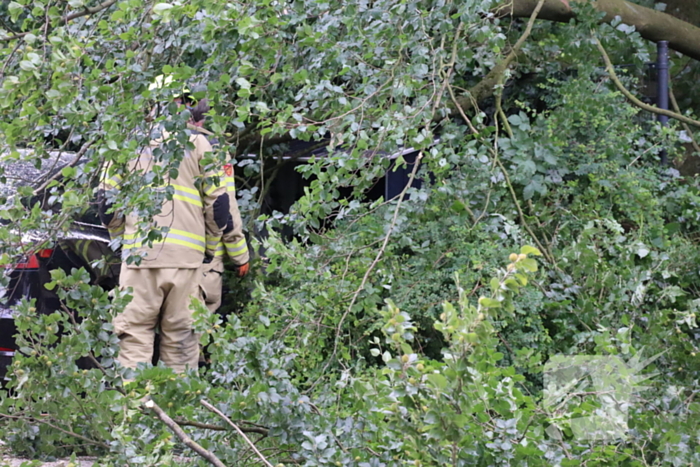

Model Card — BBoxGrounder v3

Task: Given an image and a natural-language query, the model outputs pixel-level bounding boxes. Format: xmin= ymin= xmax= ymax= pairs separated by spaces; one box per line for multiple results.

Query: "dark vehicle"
xmin=0 ymin=150 xmax=120 ymax=381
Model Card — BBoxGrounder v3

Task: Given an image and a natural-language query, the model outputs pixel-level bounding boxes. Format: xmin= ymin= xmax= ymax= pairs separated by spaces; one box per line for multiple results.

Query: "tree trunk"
xmin=656 ymin=0 xmax=700 ymax=28
xmin=500 ymin=0 xmax=700 ymax=61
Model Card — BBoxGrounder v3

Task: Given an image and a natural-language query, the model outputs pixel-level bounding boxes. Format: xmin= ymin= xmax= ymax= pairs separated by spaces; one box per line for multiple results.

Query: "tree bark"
xmin=656 ymin=0 xmax=700 ymax=28
xmin=500 ymin=0 xmax=700 ymax=61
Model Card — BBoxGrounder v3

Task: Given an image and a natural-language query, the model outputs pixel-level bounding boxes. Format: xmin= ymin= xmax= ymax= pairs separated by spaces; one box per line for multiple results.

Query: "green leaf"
xmin=19 ymin=61 xmax=36 ymax=72
xmin=519 ymin=258 xmax=538 ymax=272
xmin=426 ymin=373 xmax=447 ymax=390
xmin=520 ymin=245 xmax=541 ymax=256
xmin=515 ymin=273 xmax=528 ymax=286
xmin=635 ymin=243 xmax=650 ymax=258
xmin=152 ymin=3 xmax=174 ymax=14
xmin=479 ymin=297 xmax=501 ymax=308
xmin=236 ymin=77 xmax=251 ymax=90
xmin=8 ymin=2 xmax=22 ymax=22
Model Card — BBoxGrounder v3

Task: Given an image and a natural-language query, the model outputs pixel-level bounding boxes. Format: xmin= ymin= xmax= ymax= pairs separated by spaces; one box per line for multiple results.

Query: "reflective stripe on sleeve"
xmin=203 ymin=170 xmax=226 ymax=196
xmin=224 ymin=238 xmax=248 ymax=258
xmin=214 ymin=243 xmax=225 ymax=257
xmin=225 ymin=175 xmax=236 ymax=193
xmin=108 ymin=225 xmax=125 ymax=238
xmin=206 ymin=235 xmax=225 ymax=256
xmin=102 ymin=173 xmax=122 ymax=189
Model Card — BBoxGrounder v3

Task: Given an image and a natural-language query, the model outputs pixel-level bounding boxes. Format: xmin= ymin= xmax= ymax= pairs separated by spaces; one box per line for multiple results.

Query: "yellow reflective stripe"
xmin=173 ymin=194 xmax=202 ymax=207
xmin=77 ymin=240 xmax=90 ymax=259
xmin=207 ymin=236 xmax=224 ymax=256
xmin=203 ymin=170 xmax=226 ymax=195
xmin=123 ymin=237 xmax=205 ymax=253
xmin=123 ymin=229 xmax=204 ymax=242
xmin=204 ymin=184 xmax=220 ymax=196
xmin=224 ymin=238 xmax=248 ymax=257
xmin=101 ymin=170 xmax=122 ymax=188
xmin=104 ymin=178 xmax=119 ymax=188
xmin=169 ymin=228 xmax=205 ymax=242
xmin=108 ymin=225 xmax=125 ymax=236
xmin=213 ymin=244 xmax=225 ymax=257
xmin=225 ymin=176 xmax=236 ymax=192
xmin=161 ymin=237 xmax=205 ymax=252
xmin=170 ymin=184 xmax=199 ymax=196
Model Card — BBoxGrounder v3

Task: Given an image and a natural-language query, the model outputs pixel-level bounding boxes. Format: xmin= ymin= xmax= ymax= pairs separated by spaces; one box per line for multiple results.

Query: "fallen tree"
xmin=500 ymin=0 xmax=700 ymax=61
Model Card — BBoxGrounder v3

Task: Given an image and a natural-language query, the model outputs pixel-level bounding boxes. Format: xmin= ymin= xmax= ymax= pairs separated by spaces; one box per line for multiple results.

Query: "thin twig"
xmin=307 ymin=152 xmax=424 ymax=392
xmin=57 ymin=301 xmax=127 ymax=395
xmin=594 ymin=36 xmax=700 ymax=129
xmin=201 ymin=399 xmax=274 ymax=467
xmin=306 ymin=17 xmax=466 ymax=391
xmin=443 ymin=9 xmax=555 ymax=266
xmin=144 ymin=397 xmax=228 ymax=467
xmin=448 ymin=0 xmax=547 ymax=117
xmin=33 ymin=140 xmax=94 ymax=196
xmin=495 ymin=157 xmax=556 ymax=265
xmin=1 ymin=0 xmax=119 ymax=43
xmin=0 ymin=413 xmax=109 ymax=449
xmin=174 ymin=418 xmax=269 ymax=435
xmin=669 ymin=87 xmax=700 ymax=155
xmin=0 ymin=40 xmax=21 ymax=79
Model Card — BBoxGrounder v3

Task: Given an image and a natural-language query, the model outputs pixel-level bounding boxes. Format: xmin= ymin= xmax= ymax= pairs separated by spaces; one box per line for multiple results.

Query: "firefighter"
xmin=97 ymin=97 xmax=229 ymax=373
xmin=188 ymin=111 xmax=250 ymax=313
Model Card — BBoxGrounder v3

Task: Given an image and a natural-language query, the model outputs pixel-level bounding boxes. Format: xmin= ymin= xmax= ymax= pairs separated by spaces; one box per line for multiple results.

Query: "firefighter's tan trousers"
xmin=200 ymin=257 xmax=224 ymax=313
xmin=114 ymin=267 xmax=201 ymax=373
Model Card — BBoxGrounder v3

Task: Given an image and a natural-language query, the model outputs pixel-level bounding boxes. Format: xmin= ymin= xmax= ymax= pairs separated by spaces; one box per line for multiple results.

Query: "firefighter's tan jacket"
xmin=100 ymin=131 xmax=226 ymax=268
xmin=205 ymin=163 xmax=250 ymax=266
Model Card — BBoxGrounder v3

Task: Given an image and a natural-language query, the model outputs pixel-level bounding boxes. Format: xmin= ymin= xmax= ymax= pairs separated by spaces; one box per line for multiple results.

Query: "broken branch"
xmin=201 ymin=399 xmax=274 ymax=467
xmin=143 ymin=397 xmax=227 ymax=467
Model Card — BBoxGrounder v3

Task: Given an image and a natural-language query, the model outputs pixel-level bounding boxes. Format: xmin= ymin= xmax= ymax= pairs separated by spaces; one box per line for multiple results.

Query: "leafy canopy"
xmin=1 ymin=0 xmax=700 ymax=465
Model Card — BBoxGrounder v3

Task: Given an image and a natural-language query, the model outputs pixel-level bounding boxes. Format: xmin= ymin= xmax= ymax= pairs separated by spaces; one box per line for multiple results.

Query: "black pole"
xmin=657 ymin=41 xmax=669 ymax=165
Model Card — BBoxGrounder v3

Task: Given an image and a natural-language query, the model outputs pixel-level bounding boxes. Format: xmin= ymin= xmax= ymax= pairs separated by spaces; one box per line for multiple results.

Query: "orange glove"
xmin=237 ymin=262 xmax=250 ymax=277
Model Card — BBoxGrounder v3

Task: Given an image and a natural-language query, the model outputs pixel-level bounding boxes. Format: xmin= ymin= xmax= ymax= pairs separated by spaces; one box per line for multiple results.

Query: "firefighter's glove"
xmin=236 ymin=262 xmax=250 ymax=277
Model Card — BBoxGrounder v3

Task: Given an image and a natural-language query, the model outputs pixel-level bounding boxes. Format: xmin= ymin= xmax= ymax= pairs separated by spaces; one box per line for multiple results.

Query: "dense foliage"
xmin=2 ymin=0 xmax=700 ymax=465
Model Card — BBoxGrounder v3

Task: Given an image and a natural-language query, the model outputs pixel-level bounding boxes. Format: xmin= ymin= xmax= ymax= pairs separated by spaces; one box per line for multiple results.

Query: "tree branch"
xmin=201 ymin=399 xmax=274 ymax=467
xmin=669 ymin=87 xmax=700 ymax=155
xmin=143 ymin=397 xmax=228 ymax=467
xmin=174 ymin=417 xmax=269 ymax=436
xmin=33 ymin=140 xmax=95 ymax=196
xmin=498 ymin=0 xmax=700 ymax=62
xmin=594 ymin=36 xmax=700 ymax=129
xmin=0 ymin=0 xmax=118 ymax=43
xmin=447 ymin=0 xmax=547 ymax=118
xmin=0 ymin=413 xmax=109 ymax=449
xmin=66 ymin=0 xmax=119 ymax=22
